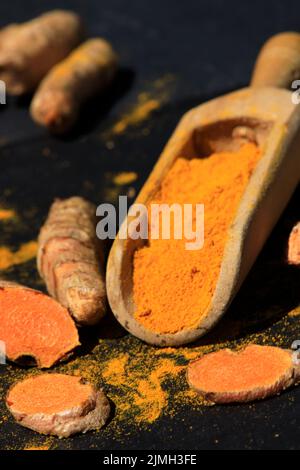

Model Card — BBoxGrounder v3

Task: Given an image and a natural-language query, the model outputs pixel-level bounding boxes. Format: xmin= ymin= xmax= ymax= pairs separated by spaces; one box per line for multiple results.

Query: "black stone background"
xmin=0 ymin=0 xmax=300 ymax=450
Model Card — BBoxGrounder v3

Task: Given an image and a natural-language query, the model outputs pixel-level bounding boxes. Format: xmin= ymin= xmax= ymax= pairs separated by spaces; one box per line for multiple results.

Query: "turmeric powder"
xmin=2 ymin=300 xmax=299 ymax=447
xmin=0 ymin=240 xmax=37 ymax=271
xmin=133 ymin=142 xmax=261 ymax=334
xmin=0 ymin=281 xmax=79 ymax=368
xmin=0 ymin=208 xmax=15 ymax=221
xmin=6 ymin=374 xmax=110 ymax=437
xmin=37 ymin=197 xmax=107 ymax=325
xmin=30 ymin=38 xmax=118 ymax=134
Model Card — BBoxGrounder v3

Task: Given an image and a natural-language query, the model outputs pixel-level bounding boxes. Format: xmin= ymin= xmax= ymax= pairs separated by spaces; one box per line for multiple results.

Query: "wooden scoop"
xmin=106 ymin=32 xmax=300 ymax=346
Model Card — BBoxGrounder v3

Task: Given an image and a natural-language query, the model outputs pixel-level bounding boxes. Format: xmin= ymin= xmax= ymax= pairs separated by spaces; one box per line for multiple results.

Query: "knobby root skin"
xmin=6 ymin=374 xmax=110 ymax=438
xmin=30 ymin=38 xmax=118 ymax=134
xmin=0 ymin=281 xmax=79 ymax=368
xmin=37 ymin=197 xmax=106 ymax=325
xmin=288 ymin=222 xmax=300 ymax=265
xmin=0 ymin=10 xmax=84 ymax=95
xmin=187 ymin=344 xmax=300 ymax=404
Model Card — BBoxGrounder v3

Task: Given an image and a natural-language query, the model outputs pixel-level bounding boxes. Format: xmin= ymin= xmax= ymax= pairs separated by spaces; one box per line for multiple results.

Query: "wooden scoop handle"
xmin=251 ymin=32 xmax=300 ymax=88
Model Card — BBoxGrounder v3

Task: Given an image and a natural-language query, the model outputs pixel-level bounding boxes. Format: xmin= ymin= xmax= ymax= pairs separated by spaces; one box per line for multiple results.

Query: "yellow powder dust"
xmin=61 ymin=345 xmax=185 ymax=426
xmin=133 ymin=143 xmax=261 ymax=334
xmin=0 ymin=208 xmax=16 ymax=221
xmin=113 ymin=172 xmax=138 ymax=186
xmin=171 ymin=388 xmax=214 ymax=415
xmin=104 ymin=74 xmax=176 ymax=137
xmin=23 ymin=437 xmax=53 ymax=451
xmin=154 ymin=346 xmax=208 ymax=362
xmin=2 ymin=299 xmax=299 ymax=448
xmin=0 ymin=240 xmax=38 ymax=270
xmin=0 ymin=137 xmax=8 ymax=147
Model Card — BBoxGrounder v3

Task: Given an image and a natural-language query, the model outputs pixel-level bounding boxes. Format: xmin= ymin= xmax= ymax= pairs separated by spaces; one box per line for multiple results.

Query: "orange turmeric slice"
xmin=0 ymin=281 xmax=79 ymax=368
xmin=0 ymin=10 xmax=83 ymax=95
xmin=187 ymin=344 xmax=299 ymax=404
xmin=6 ymin=374 xmax=110 ymax=437
xmin=37 ymin=197 xmax=106 ymax=326
xmin=133 ymin=143 xmax=261 ymax=335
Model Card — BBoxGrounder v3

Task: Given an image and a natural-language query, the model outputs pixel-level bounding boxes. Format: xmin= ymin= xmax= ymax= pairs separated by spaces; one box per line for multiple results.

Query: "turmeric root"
xmin=0 ymin=10 xmax=84 ymax=95
xmin=6 ymin=374 xmax=110 ymax=437
xmin=0 ymin=24 xmax=19 ymax=47
xmin=30 ymin=38 xmax=118 ymax=134
xmin=0 ymin=281 xmax=79 ymax=368
xmin=287 ymin=222 xmax=300 ymax=265
xmin=187 ymin=344 xmax=300 ymax=404
xmin=37 ymin=197 xmax=106 ymax=325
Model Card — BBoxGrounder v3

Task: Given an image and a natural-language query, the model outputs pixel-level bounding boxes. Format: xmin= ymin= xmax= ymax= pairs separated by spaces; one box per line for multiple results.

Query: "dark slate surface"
xmin=0 ymin=0 xmax=300 ymax=450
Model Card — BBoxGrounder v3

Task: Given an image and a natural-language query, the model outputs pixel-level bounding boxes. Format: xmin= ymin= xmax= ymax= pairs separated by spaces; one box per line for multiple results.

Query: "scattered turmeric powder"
xmin=112 ymin=97 xmax=160 ymax=135
xmin=6 ymin=374 xmax=110 ymax=437
xmin=0 ymin=24 xmax=19 ymax=47
xmin=23 ymin=436 xmax=54 ymax=450
xmin=102 ymin=353 xmax=129 ymax=386
xmin=0 ymin=281 xmax=79 ymax=368
xmin=63 ymin=329 xmax=226 ymax=428
xmin=187 ymin=344 xmax=299 ymax=403
xmin=0 ymin=240 xmax=37 ymax=271
xmin=24 ymin=444 xmax=51 ymax=451
xmin=1 ymin=296 xmax=299 ymax=448
xmin=105 ymin=74 xmax=175 ymax=137
xmin=0 ymin=10 xmax=84 ymax=95
xmin=103 ymin=172 xmax=138 ymax=205
xmin=133 ymin=142 xmax=261 ymax=334
xmin=30 ymin=38 xmax=118 ymax=134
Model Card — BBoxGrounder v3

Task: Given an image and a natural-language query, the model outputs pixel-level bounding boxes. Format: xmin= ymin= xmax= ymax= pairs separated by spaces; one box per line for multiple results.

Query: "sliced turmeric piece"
xmin=30 ymin=38 xmax=118 ymax=134
xmin=6 ymin=374 xmax=110 ymax=437
xmin=0 ymin=10 xmax=84 ymax=95
xmin=0 ymin=281 xmax=79 ymax=368
xmin=187 ymin=344 xmax=300 ymax=404
xmin=287 ymin=222 xmax=300 ymax=265
xmin=37 ymin=197 xmax=106 ymax=325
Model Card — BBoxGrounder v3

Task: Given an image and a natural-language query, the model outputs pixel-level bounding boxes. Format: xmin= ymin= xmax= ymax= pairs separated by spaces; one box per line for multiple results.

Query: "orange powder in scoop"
xmin=133 ymin=142 xmax=261 ymax=334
